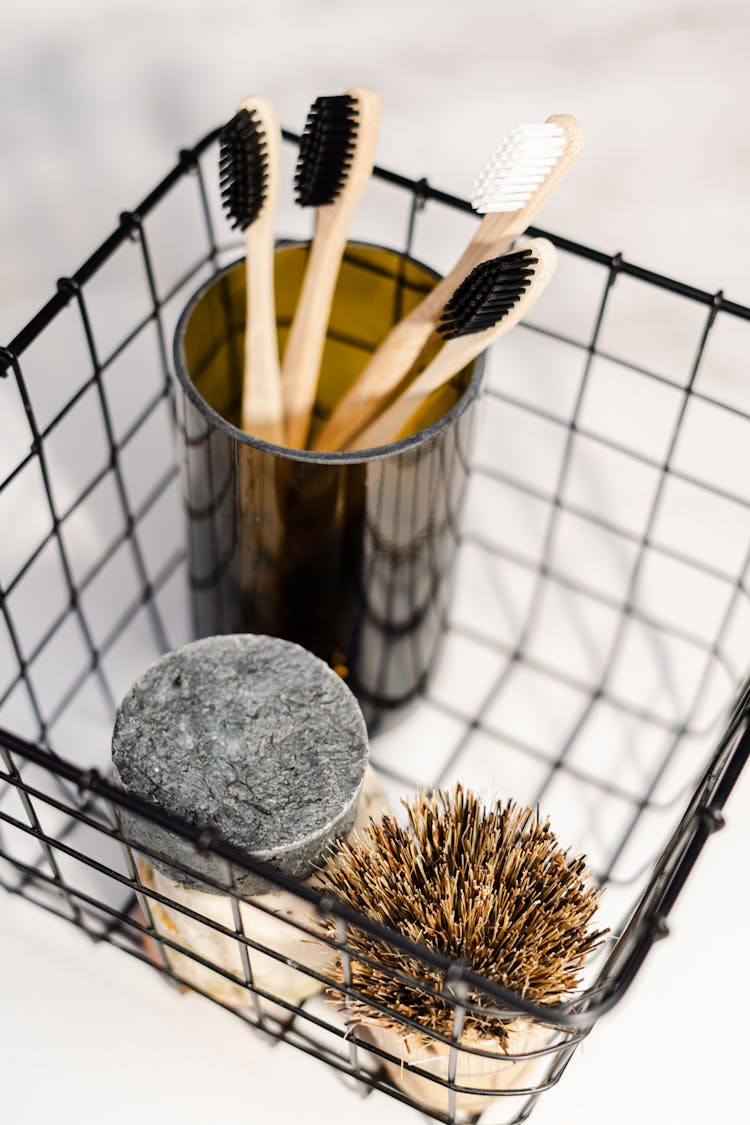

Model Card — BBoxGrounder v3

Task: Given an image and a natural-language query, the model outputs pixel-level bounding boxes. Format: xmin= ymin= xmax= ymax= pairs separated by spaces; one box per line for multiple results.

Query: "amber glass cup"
xmin=172 ymin=243 xmax=483 ymax=727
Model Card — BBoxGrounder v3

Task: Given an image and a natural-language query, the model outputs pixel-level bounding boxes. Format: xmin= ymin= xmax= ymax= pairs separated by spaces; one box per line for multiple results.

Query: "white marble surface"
xmin=2 ymin=2 xmax=750 ymax=1123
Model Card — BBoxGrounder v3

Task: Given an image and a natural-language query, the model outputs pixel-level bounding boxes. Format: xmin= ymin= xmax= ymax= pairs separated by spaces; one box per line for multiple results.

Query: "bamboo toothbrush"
xmin=219 ymin=97 xmax=284 ymax=445
xmin=313 ymin=114 xmax=583 ymax=452
xmin=282 ymin=89 xmax=381 ymax=449
xmin=351 ymin=240 xmax=556 ymax=450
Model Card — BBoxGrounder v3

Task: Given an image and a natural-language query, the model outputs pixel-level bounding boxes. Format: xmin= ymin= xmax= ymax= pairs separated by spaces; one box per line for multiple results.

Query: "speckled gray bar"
xmin=112 ymin=634 xmax=369 ymax=895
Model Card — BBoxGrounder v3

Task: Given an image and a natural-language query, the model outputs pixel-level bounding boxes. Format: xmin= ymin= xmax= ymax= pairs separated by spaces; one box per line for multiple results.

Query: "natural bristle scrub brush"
xmin=318 ymin=786 xmax=606 ymax=1116
xmin=351 ymin=239 xmax=556 ymax=450
xmin=313 ymin=114 xmax=584 ymax=451
xmin=282 ymin=88 xmax=381 ymax=449
xmin=219 ymin=97 xmax=285 ymax=445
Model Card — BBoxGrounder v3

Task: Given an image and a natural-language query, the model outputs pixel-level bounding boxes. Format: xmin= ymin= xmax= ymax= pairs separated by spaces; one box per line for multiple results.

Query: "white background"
xmin=2 ymin=2 xmax=750 ymax=1123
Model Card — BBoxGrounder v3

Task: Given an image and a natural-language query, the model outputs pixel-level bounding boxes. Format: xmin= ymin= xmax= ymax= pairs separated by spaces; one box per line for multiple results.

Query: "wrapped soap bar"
xmin=112 ymin=633 xmax=385 ymax=1017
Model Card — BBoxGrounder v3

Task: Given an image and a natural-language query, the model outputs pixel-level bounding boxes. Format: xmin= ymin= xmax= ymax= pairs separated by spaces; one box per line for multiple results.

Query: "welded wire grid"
xmin=1 ymin=127 xmax=750 ymax=1125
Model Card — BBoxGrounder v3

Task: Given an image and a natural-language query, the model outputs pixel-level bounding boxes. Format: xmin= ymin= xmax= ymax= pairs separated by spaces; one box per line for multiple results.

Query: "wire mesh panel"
xmin=1 ymin=128 xmax=750 ymax=1125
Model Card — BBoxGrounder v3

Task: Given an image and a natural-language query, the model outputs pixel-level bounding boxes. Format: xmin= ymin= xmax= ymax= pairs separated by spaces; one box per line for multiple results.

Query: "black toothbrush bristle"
xmin=437 ymin=249 xmax=537 ymax=338
xmin=294 ymin=94 xmax=358 ymax=207
xmin=219 ymin=108 xmax=268 ymax=231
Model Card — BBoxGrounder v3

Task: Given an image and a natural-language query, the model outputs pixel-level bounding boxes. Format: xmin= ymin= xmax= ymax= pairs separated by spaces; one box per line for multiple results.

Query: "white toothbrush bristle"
xmin=471 ymin=123 xmax=566 ymax=214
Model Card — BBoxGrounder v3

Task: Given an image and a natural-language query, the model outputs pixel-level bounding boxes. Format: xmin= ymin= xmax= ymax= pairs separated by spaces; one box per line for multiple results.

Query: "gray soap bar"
xmin=112 ymin=634 xmax=369 ymax=895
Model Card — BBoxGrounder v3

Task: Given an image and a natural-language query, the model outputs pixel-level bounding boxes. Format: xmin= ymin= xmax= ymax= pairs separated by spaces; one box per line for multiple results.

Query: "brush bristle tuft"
xmin=472 ymin=123 xmax=565 ymax=214
xmin=294 ymin=94 xmax=358 ymax=207
xmin=437 ymin=249 xmax=536 ymax=338
xmin=219 ymin=108 xmax=268 ymax=231
xmin=318 ymin=786 xmax=606 ymax=1045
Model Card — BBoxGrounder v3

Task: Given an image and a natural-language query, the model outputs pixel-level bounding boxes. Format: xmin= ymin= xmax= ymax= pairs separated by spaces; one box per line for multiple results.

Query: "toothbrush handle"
xmin=281 ymin=206 xmax=348 ymax=449
xmin=349 ymin=338 xmax=477 ymax=450
xmin=242 ymin=212 xmax=285 ymax=444
xmin=282 ymin=87 xmax=382 ymax=450
xmin=237 ymin=97 xmax=284 ymax=445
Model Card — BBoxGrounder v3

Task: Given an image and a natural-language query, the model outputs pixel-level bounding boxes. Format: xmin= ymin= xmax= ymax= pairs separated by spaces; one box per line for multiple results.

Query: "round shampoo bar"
xmin=112 ymin=634 xmax=369 ymax=896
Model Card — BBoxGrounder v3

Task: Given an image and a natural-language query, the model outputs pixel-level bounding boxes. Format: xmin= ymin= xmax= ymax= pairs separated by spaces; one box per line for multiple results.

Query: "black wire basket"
xmin=1 ymin=126 xmax=750 ymax=1125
